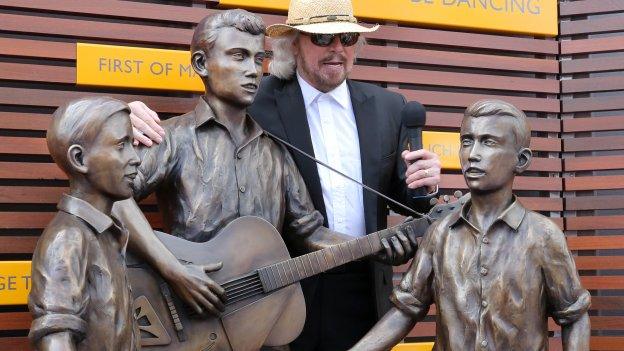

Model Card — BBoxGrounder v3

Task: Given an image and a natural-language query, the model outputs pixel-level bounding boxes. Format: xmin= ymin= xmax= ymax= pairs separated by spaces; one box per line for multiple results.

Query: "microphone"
xmin=401 ymin=101 xmax=426 ymax=152
xmin=401 ymin=101 xmax=428 ymax=198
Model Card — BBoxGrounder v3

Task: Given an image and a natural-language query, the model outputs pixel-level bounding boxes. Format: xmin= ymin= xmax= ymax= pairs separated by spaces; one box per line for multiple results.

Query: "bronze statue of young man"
xmin=350 ymin=100 xmax=591 ymax=351
xmin=29 ymin=97 xmax=141 ymax=350
xmin=113 ymin=9 xmax=414 ymax=323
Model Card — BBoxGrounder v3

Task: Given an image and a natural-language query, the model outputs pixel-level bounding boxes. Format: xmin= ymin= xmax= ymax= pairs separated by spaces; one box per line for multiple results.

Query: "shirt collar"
xmin=193 ymin=97 xmax=264 ymax=144
xmin=449 ymin=195 xmax=526 ymax=232
xmin=296 ymin=72 xmax=351 ymax=109
xmin=194 ymin=96 xmax=217 ymax=128
xmin=57 ymin=194 xmax=114 ymax=234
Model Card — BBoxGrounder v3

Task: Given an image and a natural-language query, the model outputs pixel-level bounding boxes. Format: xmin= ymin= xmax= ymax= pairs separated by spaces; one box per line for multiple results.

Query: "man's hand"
xmin=376 ymin=223 xmax=418 ymax=265
xmin=165 ymin=262 xmax=227 ymax=316
xmin=402 ymin=149 xmax=441 ymax=194
xmin=128 ymin=101 xmax=165 ymax=147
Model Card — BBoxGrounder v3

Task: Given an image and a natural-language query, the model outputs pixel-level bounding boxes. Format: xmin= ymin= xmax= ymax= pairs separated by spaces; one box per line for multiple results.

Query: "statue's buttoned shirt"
xmin=29 ymin=195 xmax=139 ymax=350
xmin=392 ymin=197 xmax=590 ymax=351
xmin=133 ymin=97 xmax=324 ymax=243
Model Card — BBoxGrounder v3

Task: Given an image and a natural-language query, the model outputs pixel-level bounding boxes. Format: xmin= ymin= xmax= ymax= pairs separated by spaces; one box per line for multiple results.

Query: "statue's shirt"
xmin=133 ymin=97 xmax=324 ymax=242
xmin=393 ymin=197 xmax=590 ymax=351
xmin=29 ymin=195 xmax=139 ymax=350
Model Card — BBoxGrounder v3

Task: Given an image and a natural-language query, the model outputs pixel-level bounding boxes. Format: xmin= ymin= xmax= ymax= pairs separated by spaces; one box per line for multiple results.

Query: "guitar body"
xmin=127 ymin=216 xmax=306 ymax=351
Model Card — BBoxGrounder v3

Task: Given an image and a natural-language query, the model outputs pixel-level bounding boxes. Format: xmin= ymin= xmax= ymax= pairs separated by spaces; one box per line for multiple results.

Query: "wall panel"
xmin=560 ymin=0 xmax=624 ymax=349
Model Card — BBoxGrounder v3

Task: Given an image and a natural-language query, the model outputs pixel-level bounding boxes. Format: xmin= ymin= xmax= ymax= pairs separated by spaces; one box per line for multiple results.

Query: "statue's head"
xmin=459 ymin=99 xmax=532 ymax=195
xmin=191 ymin=10 xmax=266 ymax=107
xmin=47 ymin=97 xmax=140 ymax=200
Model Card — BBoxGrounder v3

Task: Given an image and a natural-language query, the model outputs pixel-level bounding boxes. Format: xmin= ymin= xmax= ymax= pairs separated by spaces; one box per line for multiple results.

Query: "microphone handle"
xmin=407 ymin=127 xmax=428 ymax=198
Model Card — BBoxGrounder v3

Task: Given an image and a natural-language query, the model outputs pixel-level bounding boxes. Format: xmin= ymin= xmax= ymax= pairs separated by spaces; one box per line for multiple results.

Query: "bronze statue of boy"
xmin=351 ymin=99 xmax=590 ymax=351
xmin=28 ymin=97 xmax=141 ymax=350
xmin=113 ymin=9 xmax=413 ymax=319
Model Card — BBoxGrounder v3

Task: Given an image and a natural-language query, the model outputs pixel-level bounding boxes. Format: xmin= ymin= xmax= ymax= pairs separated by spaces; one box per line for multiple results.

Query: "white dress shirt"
xmin=297 ymin=73 xmax=366 ymax=237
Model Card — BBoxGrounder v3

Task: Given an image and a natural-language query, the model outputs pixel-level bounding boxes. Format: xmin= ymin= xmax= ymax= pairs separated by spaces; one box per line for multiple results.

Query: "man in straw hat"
xmin=128 ymin=0 xmax=441 ymax=349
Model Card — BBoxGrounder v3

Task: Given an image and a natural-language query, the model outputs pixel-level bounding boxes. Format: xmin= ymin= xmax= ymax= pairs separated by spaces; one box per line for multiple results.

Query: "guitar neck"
xmin=257 ymin=219 xmax=425 ymax=293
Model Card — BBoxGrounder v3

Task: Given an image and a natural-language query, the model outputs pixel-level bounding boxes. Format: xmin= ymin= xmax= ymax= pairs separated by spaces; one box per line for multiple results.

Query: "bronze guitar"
xmin=127 ymin=195 xmax=467 ymax=351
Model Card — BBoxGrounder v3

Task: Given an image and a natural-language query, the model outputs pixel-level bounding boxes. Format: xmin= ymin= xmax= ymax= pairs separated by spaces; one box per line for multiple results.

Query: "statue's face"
xmin=84 ymin=111 xmax=140 ymax=200
xmin=459 ymin=116 xmax=521 ymax=194
xmin=202 ymin=27 xmax=265 ymax=107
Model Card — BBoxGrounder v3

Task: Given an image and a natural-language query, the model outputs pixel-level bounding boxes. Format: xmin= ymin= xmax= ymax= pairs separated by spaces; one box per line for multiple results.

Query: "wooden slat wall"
xmin=559 ymin=1 xmax=624 ymax=350
xmin=0 ymin=0 xmax=618 ymax=350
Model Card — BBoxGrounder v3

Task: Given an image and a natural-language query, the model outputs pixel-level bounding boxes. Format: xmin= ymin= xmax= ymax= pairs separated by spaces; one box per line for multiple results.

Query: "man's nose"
xmin=327 ymin=35 xmax=345 ymax=52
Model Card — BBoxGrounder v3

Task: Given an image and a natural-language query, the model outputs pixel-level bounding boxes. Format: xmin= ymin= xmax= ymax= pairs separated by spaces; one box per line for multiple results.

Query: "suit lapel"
xmin=348 ymin=81 xmax=381 ymax=233
xmin=275 ymin=79 xmax=327 ymax=220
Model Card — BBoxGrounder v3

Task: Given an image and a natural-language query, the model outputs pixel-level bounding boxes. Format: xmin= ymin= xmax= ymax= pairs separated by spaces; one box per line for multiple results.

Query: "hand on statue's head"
xmin=128 ymin=101 xmax=165 ymax=147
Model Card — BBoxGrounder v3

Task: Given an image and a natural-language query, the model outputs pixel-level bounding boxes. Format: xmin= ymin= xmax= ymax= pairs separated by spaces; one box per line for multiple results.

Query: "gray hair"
xmin=269 ymin=32 xmax=366 ymax=80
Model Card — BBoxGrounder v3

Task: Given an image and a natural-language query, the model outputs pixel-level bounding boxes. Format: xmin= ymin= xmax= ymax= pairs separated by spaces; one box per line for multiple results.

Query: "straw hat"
xmin=266 ymin=0 xmax=379 ymax=37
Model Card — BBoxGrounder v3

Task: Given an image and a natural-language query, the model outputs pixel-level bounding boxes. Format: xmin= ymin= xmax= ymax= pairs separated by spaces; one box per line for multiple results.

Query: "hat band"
xmin=287 ymin=14 xmax=357 ymax=26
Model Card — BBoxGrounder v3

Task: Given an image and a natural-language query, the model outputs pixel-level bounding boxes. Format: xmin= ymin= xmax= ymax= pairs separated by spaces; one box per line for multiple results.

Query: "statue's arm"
xmin=349 ymin=308 xmax=417 ymax=351
xmin=562 ymin=313 xmax=590 ymax=351
xmin=113 ymin=199 xmax=226 ymax=315
xmin=113 ymin=198 xmax=180 ymax=280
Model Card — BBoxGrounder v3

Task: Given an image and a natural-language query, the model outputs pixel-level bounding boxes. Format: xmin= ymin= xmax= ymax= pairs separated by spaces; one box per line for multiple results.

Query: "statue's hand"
xmin=166 ymin=262 xmax=226 ymax=316
xmin=375 ymin=223 xmax=417 ymax=266
xmin=128 ymin=100 xmax=165 ymax=147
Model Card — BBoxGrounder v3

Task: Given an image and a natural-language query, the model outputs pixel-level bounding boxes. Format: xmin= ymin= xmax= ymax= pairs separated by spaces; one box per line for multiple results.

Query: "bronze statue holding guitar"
xmin=128 ymin=195 xmax=465 ymax=351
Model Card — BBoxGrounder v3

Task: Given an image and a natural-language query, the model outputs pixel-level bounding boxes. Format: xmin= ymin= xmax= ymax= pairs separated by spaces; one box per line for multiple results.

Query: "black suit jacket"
xmin=249 ymin=75 xmax=431 ymax=317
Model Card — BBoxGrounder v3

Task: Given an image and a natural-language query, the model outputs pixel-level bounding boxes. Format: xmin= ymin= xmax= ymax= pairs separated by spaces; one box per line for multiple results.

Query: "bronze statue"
xmin=112 ymin=9 xmax=416 ymax=350
xmin=28 ymin=97 xmax=141 ymax=350
xmin=350 ymin=100 xmax=591 ymax=351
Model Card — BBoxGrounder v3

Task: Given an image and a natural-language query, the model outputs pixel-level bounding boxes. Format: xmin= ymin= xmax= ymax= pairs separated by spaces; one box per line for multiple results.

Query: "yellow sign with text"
xmin=76 ymin=43 xmax=204 ymax=92
xmin=220 ymin=0 xmax=557 ymax=36
xmin=0 ymin=261 xmax=31 ymax=305
xmin=423 ymin=131 xmax=461 ymax=170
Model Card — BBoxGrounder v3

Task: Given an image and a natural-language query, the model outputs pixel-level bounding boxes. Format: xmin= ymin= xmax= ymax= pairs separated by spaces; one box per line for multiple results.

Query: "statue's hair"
xmin=191 ymin=9 xmax=265 ymax=55
xmin=463 ymin=99 xmax=531 ymax=149
xmin=47 ymin=96 xmax=128 ymax=175
xmin=269 ymin=32 xmax=366 ymax=80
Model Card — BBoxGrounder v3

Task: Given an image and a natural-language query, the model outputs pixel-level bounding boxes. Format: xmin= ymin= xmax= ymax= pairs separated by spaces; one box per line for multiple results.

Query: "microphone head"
xmin=401 ymin=101 xmax=426 ymax=128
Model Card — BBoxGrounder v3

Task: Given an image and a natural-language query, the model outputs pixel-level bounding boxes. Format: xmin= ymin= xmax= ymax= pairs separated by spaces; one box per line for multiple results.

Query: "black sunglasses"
xmin=305 ymin=32 xmax=360 ymax=47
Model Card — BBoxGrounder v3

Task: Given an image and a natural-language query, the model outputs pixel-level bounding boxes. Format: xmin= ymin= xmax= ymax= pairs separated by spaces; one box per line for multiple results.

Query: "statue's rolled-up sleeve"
xmin=541 ymin=224 xmax=591 ymax=326
xmin=390 ymin=222 xmax=437 ymax=320
xmin=28 ymin=228 xmax=89 ymax=344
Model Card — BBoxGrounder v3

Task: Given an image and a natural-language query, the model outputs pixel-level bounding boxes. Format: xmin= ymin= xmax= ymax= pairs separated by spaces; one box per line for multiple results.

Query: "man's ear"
xmin=515 ymin=147 xmax=532 ymax=174
xmin=191 ymin=50 xmax=208 ymax=78
xmin=67 ymin=144 xmax=88 ymax=174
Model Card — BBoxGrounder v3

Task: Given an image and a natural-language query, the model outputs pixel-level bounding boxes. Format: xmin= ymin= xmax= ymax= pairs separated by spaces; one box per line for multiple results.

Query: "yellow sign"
xmin=424 ymin=131 xmax=460 ymax=170
xmin=0 ymin=261 xmax=31 ymax=305
xmin=220 ymin=0 xmax=557 ymax=36
xmin=393 ymin=343 xmax=434 ymax=351
xmin=77 ymin=43 xmax=204 ymax=92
